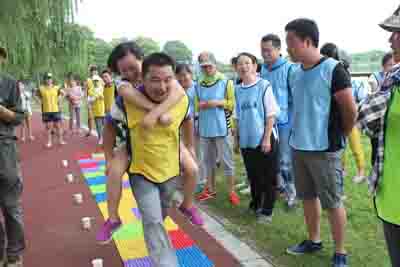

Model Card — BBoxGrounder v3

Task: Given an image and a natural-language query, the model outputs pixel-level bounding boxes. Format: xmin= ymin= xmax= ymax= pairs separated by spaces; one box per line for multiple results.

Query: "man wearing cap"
xmin=0 ymin=45 xmax=26 ymax=267
xmin=195 ymin=51 xmax=240 ymax=205
xmin=358 ymin=6 xmax=400 ymax=266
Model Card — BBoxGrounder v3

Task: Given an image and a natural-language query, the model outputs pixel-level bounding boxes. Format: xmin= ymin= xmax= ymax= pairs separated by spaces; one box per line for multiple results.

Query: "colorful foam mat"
xmin=77 ymin=153 xmax=214 ymax=267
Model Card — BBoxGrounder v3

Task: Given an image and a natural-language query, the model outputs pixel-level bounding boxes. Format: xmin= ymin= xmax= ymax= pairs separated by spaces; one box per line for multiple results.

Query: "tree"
xmin=110 ymin=37 xmax=130 ymax=48
xmin=134 ymin=36 xmax=160 ymax=56
xmin=88 ymin=38 xmax=113 ymax=72
xmin=0 ymin=0 xmax=91 ymax=82
xmin=163 ymin=40 xmax=193 ymax=64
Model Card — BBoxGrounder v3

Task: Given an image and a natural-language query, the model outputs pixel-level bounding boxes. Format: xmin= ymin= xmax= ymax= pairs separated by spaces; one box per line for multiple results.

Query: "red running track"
xmin=19 ymin=113 xmax=240 ymax=267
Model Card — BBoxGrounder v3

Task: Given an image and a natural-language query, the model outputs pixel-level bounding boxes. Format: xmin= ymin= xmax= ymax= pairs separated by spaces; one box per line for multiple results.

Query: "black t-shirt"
xmin=302 ymin=57 xmax=352 ymax=152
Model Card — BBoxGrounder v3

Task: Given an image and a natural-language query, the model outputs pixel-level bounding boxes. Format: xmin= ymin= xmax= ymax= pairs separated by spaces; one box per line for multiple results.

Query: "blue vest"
xmin=351 ymin=79 xmax=368 ymax=104
xmin=289 ymin=58 xmax=339 ymax=151
xmin=235 ymin=79 xmax=271 ymax=148
xmin=186 ymin=82 xmax=196 ymax=118
xmin=373 ymin=71 xmax=385 ymax=88
xmin=261 ymin=58 xmax=294 ymax=126
xmin=196 ymin=79 xmax=228 ymax=137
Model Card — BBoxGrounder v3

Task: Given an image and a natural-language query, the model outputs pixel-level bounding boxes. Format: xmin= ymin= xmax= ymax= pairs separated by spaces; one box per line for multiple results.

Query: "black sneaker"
xmin=286 ymin=240 xmax=323 ymax=255
xmin=332 ymin=253 xmax=348 ymax=267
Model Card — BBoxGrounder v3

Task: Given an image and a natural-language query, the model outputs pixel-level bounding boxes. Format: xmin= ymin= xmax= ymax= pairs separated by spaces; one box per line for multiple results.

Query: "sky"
xmin=76 ymin=0 xmax=398 ymax=63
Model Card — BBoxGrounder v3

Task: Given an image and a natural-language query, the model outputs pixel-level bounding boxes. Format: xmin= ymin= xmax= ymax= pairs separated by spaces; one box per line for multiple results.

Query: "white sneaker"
xmin=239 ymin=186 xmax=251 ymax=195
xmin=353 ymin=175 xmax=366 ymax=184
xmin=287 ymin=197 xmax=297 ymax=209
xmin=256 ymin=214 xmax=272 ymax=224
xmin=98 ymin=138 xmax=103 ymax=145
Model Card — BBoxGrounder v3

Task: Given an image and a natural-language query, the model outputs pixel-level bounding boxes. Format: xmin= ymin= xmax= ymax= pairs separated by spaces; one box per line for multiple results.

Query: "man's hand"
xmin=199 ymin=101 xmax=209 ymax=110
xmin=159 ymin=113 xmax=172 ymax=126
xmin=0 ymin=104 xmax=19 ymax=123
xmin=141 ymin=112 xmax=158 ymax=129
xmin=261 ymin=137 xmax=271 ymax=154
xmin=207 ymin=100 xmax=223 ymax=108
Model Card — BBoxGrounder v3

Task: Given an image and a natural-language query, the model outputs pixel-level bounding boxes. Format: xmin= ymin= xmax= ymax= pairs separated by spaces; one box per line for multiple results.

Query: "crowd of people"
xmin=0 ymin=7 xmax=399 ymax=267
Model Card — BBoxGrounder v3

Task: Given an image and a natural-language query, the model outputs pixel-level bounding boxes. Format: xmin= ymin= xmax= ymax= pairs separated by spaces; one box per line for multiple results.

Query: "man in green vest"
xmin=358 ymin=5 xmax=400 ymax=267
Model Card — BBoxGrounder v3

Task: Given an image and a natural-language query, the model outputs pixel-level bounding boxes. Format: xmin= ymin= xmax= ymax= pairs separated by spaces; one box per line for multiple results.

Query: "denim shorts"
xmin=42 ymin=112 xmax=62 ymax=123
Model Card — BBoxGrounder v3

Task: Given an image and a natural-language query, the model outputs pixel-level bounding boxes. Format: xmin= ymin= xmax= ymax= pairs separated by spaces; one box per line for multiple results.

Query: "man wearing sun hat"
xmin=358 ymin=5 xmax=400 ymax=266
xmin=0 ymin=44 xmax=26 ymax=267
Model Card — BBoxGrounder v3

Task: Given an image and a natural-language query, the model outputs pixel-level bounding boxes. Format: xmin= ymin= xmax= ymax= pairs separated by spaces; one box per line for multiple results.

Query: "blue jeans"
xmin=129 ymin=174 xmax=178 ymax=267
xmin=277 ymin=125 xmax=296 ymax=200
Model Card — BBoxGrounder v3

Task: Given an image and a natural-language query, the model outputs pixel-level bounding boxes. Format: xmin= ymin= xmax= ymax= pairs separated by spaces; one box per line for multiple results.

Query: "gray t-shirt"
xmin=0 ymin=74 xmax=25 ymax=140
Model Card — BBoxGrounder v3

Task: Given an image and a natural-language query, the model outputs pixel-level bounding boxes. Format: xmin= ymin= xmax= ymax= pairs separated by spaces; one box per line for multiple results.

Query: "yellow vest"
xmin=125 ymin=94 xmax=189 ymax=183
xmin=104 ymin=83 xmax=116 ymax=113
xmin=40 ymin=86 xmax=59 ymax=113
xmin=88 ymin=86 xmax=105 ymax=118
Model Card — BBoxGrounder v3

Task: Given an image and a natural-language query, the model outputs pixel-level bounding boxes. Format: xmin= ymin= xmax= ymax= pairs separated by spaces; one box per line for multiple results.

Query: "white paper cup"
xmin=62 ymin=160 xmax=68 ymax=167
xmin=73 ymin=193 xmax=83 ymax=204
xmin=66 ymin=174 xmax=74 ymax=183
xmin=81 ymin=217 xmax=91 ymax=230
xmin=92 ymin=258 xmax=103 ymax=267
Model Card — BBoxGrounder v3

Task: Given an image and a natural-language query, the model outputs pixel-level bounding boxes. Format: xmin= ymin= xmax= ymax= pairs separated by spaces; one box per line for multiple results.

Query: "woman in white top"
xmin=18 ymin=80 xmax=34 ymax=142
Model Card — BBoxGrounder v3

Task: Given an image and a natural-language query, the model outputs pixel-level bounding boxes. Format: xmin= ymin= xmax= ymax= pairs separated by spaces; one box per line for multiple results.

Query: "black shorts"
xmin=42 ymin=112 xmax=62 ymax=123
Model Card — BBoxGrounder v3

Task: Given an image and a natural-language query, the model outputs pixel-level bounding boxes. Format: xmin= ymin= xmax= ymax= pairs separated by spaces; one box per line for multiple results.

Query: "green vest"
xmin=375 ymin=87 xmax=400 ymax=225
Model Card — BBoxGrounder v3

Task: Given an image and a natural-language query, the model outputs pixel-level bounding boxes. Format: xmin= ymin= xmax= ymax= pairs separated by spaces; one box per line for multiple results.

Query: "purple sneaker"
xmin=96 ymin=219 xmax=122 ymax=244
xmin=179 ymin=205 xmax=204 ymax=226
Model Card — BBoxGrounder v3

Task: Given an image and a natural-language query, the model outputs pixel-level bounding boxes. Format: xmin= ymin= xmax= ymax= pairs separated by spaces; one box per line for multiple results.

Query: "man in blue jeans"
xmin=260 ymin=33 xmax=297 ymax=208
xmin=284 ymin=19 xmax=357 ymax=267
xmin=0 ymin=45 xmax=26 ymax=267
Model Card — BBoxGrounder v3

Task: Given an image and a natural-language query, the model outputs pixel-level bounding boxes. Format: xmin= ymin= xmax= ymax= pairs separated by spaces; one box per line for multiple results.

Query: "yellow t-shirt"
xmin=88 ymin=86 xmax=105 ymax=118
xmin=104 ymin=83 xmax=116 ymax=113
xmin=125 ymin=94 xmax=189 ymax=183
xmin=40 ymin=85 xmax=60 ymax=113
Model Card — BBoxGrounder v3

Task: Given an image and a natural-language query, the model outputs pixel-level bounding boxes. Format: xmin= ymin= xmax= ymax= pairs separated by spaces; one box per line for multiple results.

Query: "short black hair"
xmin=67 ymin=72 xmax=80 ymax=81
xmin=231 ymin=56 xmax=238 ymax=66
xmin=89 ymin=65 xmax=98 ymax=73
xmin=101 ymin=69 xmax=111 ymax=76
xmin=320 ymin=43 xmax=339 ymax=60
xmin=285 ymin=18 xmax=319 ymax=48
xmin=382 ymin=52 xmax=393 ymax=66
xmin=237 ymin=52 xmax=258 ymax=64
xmin=142 ymin=52 xmax=176 ymax=78
xmin=261 ymin=34 xmax=281 ymax=49
xmin=175 ymin=63 xmax=193 ymax=75
xmin=66 ymin=71 xmax=74 ymax=79
xmin=107 ymin=41 xmax=144 ymax=74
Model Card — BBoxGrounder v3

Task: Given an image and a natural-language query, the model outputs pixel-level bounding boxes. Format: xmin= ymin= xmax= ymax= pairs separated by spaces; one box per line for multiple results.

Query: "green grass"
xmin=203 ymin=136 xmax=392 ymax=267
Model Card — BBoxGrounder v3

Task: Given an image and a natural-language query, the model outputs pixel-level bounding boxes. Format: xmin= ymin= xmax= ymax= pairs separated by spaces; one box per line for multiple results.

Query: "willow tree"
xmin=0 ymin=0 xmax=91 ymax=81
